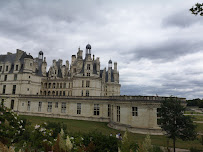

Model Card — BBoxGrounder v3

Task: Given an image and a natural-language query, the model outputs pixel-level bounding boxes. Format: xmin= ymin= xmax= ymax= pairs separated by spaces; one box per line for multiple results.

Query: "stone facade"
xmin=0 ymin=45 xmax=186 ymax=135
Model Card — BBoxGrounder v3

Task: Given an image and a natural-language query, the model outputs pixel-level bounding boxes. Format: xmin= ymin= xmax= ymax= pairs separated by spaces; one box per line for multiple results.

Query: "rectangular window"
xmin=94 ymin=104 xmax=100 ymax=116
xmin=63 ymin=83 xmax=66 ymax=88
xmin=4 ymin=75 xmax=7 ymax=81
xmin=86 ymin=90 xmax=89 ymax=96
xmin=63 ymin=91 xmax=65 ymax=96
xmin=47 ymin=102 xmax=52 ymax=112
xmin=82 ymin=80 xmax=84 ymax=87
xmin=6 ymin=66 xmax=8 ymax=71
xmin=157 ymin=108 xmax=161 ymax=125
xmin=60 ymin=91 xmax=62 ymax=96
xmin=60 ymin=83 xmax=62 ymax=88
xmin=16 ymin=65 xmax=18 ymax=71
xmin=87 ymin=73 xmax=90 ymax=76
xmin=3 ymin=85 xmax=6 ymax=94
xmin=27 ymin=101 xmax=31 ymax=111
xmin=10 ymin=100 xmax=14 ymax=110
xmin=81 ymin=90 xmax=83 ymax=96
xmin=74 ymin=68 xmax=76 ymax=73
xmin=12 ymin=85 xmax=16 ymax=94
xmin=77 ymin=103 xmax=81 ymax=114
xmin=14 ymin=74 xmax=17 ymax=81
xmin=55 ymin=102 xmax=58 ymax=108
xmin=87 ymin=64 xmax=90 ymax=70
xmin=117 ymin=106 xmax=120 ymax=122
xmin=61 ymin=102 xmax=66 ymax=113
xmin=132 ymin=107 xmax=138 ymax=116
xmin=86 ymin=81 xmax=90 ymax=87
xmin=0 ymin=66 xmax=2 ymax=72
xmin=38 ymin=102 xmax=42 ymax=112
xmin=1 ymin=99 xmax=4 ymax=105
xmin=108 ymin=104 xmax=111 ymax=117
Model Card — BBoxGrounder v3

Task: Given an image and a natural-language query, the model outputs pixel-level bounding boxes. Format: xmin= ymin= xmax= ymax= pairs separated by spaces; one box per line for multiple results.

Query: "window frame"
xmin=132 ymin=107 xmax=138 ymax=116
xmin=94 ymin=104 xmax=100 ymax=116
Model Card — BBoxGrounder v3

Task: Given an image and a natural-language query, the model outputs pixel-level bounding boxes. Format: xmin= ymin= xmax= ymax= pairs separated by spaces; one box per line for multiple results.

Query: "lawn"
xmin=19 ymin=115 xmax=203 ymax=150
xmin=184 ymin=111 xmax=203 ymax=114
xmin=191 ymin=115 xmax=203 ymax=121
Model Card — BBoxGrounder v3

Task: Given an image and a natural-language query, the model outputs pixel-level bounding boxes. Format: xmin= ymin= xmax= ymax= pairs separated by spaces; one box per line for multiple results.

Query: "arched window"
xmin=48 ymin=83 xmax=51 ymax=88
xmin=48 ymin=91 xmax=51 ymax=96
xmin=52 ymin=91 xmax=55 ymax=95
xmin=44 ymin=91 xmax=46 ymax=95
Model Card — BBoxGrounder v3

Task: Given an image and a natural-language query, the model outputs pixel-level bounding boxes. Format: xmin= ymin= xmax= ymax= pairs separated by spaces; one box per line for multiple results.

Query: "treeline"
xmin=187 ymin=98 xmax=203 ymax=108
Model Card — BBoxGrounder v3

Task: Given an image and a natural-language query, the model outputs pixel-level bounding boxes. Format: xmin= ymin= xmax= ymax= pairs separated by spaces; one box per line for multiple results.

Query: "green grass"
xmin=19 ymin=115 xmax=203 ymax=150
xmin=184 ymin=111 xmax=203 ymax=114
xmin=191 ymin=115 xmax=203 ymax=121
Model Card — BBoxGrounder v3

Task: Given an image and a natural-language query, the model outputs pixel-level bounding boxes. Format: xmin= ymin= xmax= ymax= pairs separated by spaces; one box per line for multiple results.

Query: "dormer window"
xmin=87 ymin=64 xmax=90 ymax=70
xmin=16 ymin=65 xmax=18 ymax=71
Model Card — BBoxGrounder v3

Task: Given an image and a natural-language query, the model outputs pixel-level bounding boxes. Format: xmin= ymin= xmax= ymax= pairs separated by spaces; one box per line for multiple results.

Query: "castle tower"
xmin=108 ymin=59 xmax=112 ymax=70
xmin=41 ymin=57 xmax=47 ymax=77
xmin=38 ymin=51 xmax=43 ymax=60
xmin=85 ymin=44 xmax=91 ymax=59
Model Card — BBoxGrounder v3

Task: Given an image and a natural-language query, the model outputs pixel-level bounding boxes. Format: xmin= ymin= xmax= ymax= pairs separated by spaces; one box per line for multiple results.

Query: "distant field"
xmin=190 ymin=115 xmax=203 ymax=122
xmin=185 ymin=111 xmax=203 ymax=114
xmin=19 ymin=115 xmax=203 ymax=150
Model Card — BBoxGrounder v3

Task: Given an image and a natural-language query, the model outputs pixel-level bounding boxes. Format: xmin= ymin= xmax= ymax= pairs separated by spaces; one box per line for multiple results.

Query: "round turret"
xmin=108 ymin=59 xmax=112 ymax=64
xmin=86 ymin=44 xmax=91 ymax=50
xmin=38 ymin=51 xmax=44 ymax=59
xmin=39 ymin=51 xmax=43 ymax=55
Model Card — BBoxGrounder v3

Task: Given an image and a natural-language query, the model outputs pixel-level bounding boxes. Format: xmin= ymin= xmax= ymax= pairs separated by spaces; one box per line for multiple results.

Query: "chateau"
xmin=0 ymin=44 xmax=185 ymax=135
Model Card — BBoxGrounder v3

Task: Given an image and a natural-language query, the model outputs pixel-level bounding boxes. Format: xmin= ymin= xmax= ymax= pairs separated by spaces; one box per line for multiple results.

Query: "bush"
xmin=46 ymin=121 xmax=67 ymax=138
xmin=152 ymin=146 xmax=164 ymax=152
xmin=190 ymin=147 xmax=202 ymax=152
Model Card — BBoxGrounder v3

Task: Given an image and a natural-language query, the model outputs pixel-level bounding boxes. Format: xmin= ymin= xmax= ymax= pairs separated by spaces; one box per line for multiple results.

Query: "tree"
xmin=190 ymin=3 xmax=203 ymax=16
xmin=159 ymin=97 xmax=197 ymax=152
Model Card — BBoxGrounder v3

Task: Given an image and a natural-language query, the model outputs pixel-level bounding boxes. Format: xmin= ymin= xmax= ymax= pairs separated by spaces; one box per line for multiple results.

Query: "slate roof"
xmin=0 ymin=51 xmax=43 ymax=76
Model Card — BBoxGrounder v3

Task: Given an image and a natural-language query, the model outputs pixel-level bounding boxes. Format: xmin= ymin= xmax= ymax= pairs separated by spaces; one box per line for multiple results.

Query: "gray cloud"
xmin=0 ymin=0 xmax=203 ymax=100
xmin=131 ymin=39 xmax=203 ymax=62
xmin=162 ymin=9 xmax=203 ymax=28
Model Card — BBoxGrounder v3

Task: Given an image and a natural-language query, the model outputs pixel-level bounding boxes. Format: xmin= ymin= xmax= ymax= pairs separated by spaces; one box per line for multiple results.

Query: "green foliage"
xmin=190 ymin=147 xmax=202 ymax=152
xmin=17 ymin=123 xmax=54 ymax=152
xmin=0 ymin=101 xmax=25 ymax=146
xmin=46 ymin=121 xmax=67 ymax=138
xmin=151 ymin=146 xmax=164 ymax=152
xmin=120 ymin=130 xmax=130 ymax=152
xmin=190 ymin=3 xmax=203 ymax=16
xmin=137 ymin=134 xmax=154 ymax=152
xmin=142 ymin=134 xmax=152 ymax=152
xmin=159 ymin=97 xmax=197 ymax=151
xmin=82 ymin=131 xmax=118 ymax=152
xmin=187 ymin=98 xmax=203 ymax=108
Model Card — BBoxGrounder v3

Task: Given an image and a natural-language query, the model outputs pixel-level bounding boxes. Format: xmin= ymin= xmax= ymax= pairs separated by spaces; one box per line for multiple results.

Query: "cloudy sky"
xmin=0 ymin=0 xmax=202 ymax=99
